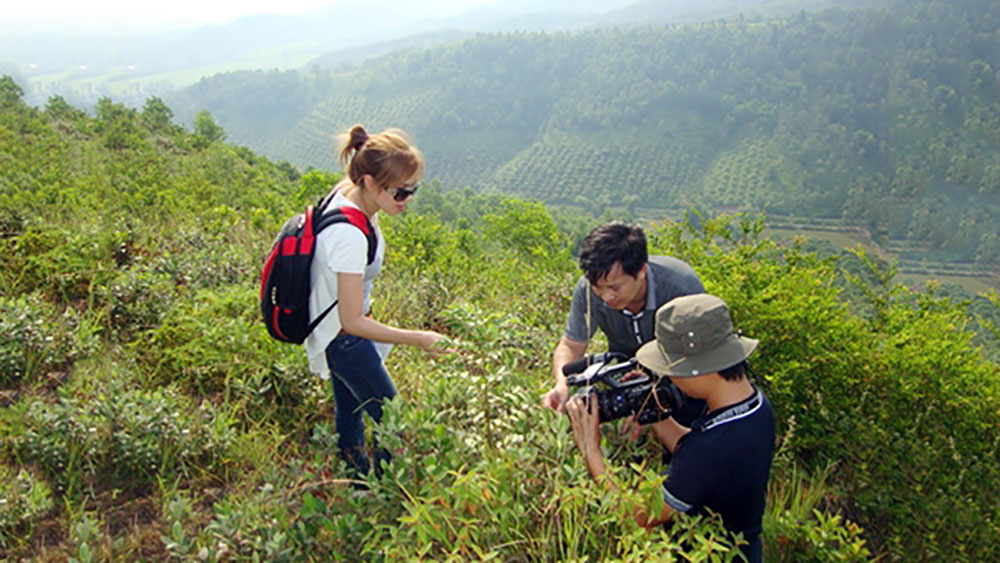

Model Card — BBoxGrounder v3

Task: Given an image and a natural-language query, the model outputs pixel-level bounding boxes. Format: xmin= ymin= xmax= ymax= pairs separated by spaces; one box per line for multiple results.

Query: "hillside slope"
xmin=2 ymin=77 xmax=1000 ymax=559
xmin=168 ymin=0 xmax=1000 ymax=270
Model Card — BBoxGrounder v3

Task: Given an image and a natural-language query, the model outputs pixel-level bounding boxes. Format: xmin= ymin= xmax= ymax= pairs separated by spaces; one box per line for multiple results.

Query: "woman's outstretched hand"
xmin=415 ymin=330 xmax=456 ymax=357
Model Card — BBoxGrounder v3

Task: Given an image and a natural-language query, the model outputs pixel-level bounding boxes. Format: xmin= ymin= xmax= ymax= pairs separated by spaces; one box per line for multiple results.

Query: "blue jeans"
xmin=325 ymin=332 xmax=397 ymax=474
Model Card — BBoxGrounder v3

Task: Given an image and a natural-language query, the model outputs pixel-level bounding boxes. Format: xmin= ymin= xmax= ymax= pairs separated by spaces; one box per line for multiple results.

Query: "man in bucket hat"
xmin=567 ymin=293 xmax=775 ymax=563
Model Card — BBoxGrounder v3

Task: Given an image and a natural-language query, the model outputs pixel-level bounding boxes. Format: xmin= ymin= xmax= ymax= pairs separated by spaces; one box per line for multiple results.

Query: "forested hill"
xmin=168 ymin=0 xmax=1000 ymax=269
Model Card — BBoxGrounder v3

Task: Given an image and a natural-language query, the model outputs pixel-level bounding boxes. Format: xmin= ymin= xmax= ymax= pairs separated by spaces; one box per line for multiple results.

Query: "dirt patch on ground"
xmin=106 ymin=495 xmax=160 ymax=537
xmin=17 ymin=517 xmax=69 ymax=562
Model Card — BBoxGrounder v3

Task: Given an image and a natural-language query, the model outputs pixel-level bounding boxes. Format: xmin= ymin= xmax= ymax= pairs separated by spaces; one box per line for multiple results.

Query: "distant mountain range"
xmin=5 ymin=0 xmax=873 ymax=109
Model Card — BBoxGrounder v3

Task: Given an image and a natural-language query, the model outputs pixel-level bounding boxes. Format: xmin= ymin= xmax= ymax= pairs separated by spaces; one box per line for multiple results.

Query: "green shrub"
xmin=0 ymin=465 xmax=54 ymax=549
xmin=101 ymin=269 xmax=178 ymax=341
xmin=0 ymin=294 xmax=89 ymax=385
xmin=650 ymin=214 xmax=1000 ymax=559
xmin=4 ymin=228 xmax=111 ymax=304
xmin=165 ymin=456 xmax=347 ymax=561
xmin=764 ymin=432 xmax=870 ymax=562
xmin=197 ymin=490 xmax=298 ymax=561
xmin=147 ymin=227 xmax=262 ymax=290
xmin=132 ymin=285 xmax=326 ymax=428
xmin=18 ymin=387 xmax=234 ymax=493
xmin=358 ymin=385 xmax=745 ymax=561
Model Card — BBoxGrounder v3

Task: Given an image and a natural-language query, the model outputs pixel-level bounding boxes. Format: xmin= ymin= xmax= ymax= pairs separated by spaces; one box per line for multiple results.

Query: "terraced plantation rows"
xmin=703 ymin=138 xmax=807 ymax=208
xmin=264 ymin=90 xmax=445 ymax=171
xmin=484 ymin=136 xmax=707 ymax=205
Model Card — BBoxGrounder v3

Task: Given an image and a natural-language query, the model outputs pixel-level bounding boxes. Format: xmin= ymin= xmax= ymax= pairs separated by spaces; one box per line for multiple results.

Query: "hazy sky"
xmin=1 ymin=0 xmax=493 ymax=35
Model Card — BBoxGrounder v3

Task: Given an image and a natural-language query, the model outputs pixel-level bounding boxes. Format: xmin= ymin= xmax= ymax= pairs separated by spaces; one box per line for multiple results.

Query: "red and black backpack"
xmin=259 ymin=193 xmax=377 ymax=344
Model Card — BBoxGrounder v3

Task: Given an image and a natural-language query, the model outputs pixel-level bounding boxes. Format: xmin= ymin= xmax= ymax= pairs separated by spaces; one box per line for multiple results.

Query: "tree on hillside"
xmin=141 ymin=97 xmax=181 ymax=134
xmin=193 ymin=110 xmax=226 ymax=148
xmin=0 ymin=75 xmax=24 ymax=109
xmin=95 ymin=97 xmax=143 ymax=150
xmin=44 ymin=95 xmax=87 ymax=122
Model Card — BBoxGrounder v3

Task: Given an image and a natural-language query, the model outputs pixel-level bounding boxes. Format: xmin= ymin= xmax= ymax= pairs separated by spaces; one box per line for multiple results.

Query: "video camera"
xmin=563 ymin=352 xmax=684 ymax=425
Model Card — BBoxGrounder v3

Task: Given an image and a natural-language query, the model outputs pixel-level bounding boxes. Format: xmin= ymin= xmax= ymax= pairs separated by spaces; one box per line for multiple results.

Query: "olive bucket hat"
xmin=636 ymin=294 xmax=758 ymax=377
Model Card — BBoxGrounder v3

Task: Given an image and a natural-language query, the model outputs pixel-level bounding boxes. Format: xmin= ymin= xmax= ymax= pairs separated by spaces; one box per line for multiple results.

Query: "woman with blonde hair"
xmin=306 ymin=124 xmax=447 ymax=478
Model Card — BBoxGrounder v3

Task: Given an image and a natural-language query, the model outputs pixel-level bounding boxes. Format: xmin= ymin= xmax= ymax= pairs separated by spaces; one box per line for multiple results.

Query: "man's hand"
xmin=542 ymin=384 xmax=570 ymax=413
xmin=549 ymin=335 xmax=587 ymax=412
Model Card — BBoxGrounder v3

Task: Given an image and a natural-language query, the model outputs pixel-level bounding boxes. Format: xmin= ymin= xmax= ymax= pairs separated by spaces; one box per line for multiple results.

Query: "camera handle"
xmin=561 ymin=352 xmax=630 ymax=377
xmin=563 ymin=353 xmax=641 ymax=389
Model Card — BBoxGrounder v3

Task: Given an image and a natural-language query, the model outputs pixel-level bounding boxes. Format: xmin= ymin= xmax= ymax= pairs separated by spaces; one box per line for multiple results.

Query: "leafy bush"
xmin=3 ymin=228 xmax=112 ymax=304
xmin=0 ymin=465 xmax=54 ymax=549
xmin=764 ymin=427 xmax=870 ymax=562
xmin=131 ymin=286 xmax=325 ymax=426
xmin=18 ymin=387 xmax=234 ymax=493
xmin=0 ymin=294 xmax=91 ymax=385
xmin=650 ymin=214 xmax=1000 ymax=559
xmin=100 ymin=269 xmax=179 ymax=341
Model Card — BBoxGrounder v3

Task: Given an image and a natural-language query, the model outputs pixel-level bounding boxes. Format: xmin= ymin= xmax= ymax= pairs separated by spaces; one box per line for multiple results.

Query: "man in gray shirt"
xmin=543 ymin=222 xmax=705 ymax=416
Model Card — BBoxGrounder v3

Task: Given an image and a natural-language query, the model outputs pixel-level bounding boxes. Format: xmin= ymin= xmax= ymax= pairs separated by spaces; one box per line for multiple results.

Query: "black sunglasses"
xmin=388 ymin=183 xmax=419 ymax=202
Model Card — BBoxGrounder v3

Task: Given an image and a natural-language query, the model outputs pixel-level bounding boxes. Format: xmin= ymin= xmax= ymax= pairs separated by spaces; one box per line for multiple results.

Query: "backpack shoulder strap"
xmin=314 ymin=206 xmax=378 ymax=265
xmin=317 ymin=186 xmax=339 ymax=213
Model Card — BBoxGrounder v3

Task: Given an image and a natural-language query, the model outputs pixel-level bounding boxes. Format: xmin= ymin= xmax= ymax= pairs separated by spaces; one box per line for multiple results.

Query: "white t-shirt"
xmin=304 ymin=191 xmax=385 ymax=378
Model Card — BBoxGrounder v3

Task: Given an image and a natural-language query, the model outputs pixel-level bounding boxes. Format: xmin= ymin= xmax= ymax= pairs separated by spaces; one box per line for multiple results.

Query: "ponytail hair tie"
xmin=354 ymin=133 xmax=369 ymax=151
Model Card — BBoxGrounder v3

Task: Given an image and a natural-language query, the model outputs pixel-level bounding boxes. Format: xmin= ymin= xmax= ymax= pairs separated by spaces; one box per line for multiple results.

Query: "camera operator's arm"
xmin=567 ymin=396 xmax=677 ymax=529
xmin=566 ymin=396 xmax=608 ymax=479
xmin=650 ymin=417 xmax=690 ymax=454
xmin=543 ymin=336 xmax=587 ymax=412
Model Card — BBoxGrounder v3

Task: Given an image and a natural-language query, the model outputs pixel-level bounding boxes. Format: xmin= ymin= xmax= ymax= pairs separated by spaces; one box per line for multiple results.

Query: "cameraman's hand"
xmin=566 ymin=395 xmax=602 ymax=458
xmin=621 ymin=370 xmax=645 ymax=382
xmin=619 ymin=415 xmax=644 ymax=442
xmin=542 ymin=384 xmax=570 ymax=413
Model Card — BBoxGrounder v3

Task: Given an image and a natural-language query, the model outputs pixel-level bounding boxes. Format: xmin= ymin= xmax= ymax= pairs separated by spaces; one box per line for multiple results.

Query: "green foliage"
xmin=131 ymin=286 xmax=325 ymax=427
xmin=0 ymin=294 xmax=93 ymax=386
xmin=44 ymin=95 xmax=88 ymax=123
xmin=17 ymin=387 xmax=234 ymax=493
xmin=140 ymin=96 xmax=179 ymax=134
xmin=0 ymin=465 xmax=54 ymax=549
xmin=197 ymin=487 xmax=299 ymax=560
xmin=4 ymin=228 xmax=113 ymax=303
xmin=95 ymin=97 xmax=145 ymax=151
xmin=310 ymin=349 xmax=745 ymax=562
xmin=68 ymin=511 xmax=101 ymax=563
xmin=0 ymin=75 xmax=24 ymax=110
xmin=192 ymin=109 xmax=226 ymax=148
xmin=1 ymin=82 xmax=997 ymax=560
xmin=765 ymin=429 xmax=870 ymax=562
xmin=650 ymin=213 xmax=1000 ymax=560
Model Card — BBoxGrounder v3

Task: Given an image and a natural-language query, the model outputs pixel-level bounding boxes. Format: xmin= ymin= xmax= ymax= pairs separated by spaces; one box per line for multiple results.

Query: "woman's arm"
xmin=336 ymin=272 xmax=444 ymax=352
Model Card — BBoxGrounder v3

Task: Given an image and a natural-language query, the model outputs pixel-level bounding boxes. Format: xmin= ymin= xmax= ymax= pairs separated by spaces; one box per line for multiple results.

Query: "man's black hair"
xmin=578 ymin=222 xmax=648 ymax=284
xmin=718 ymin=361 xmax=748 ymax=382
